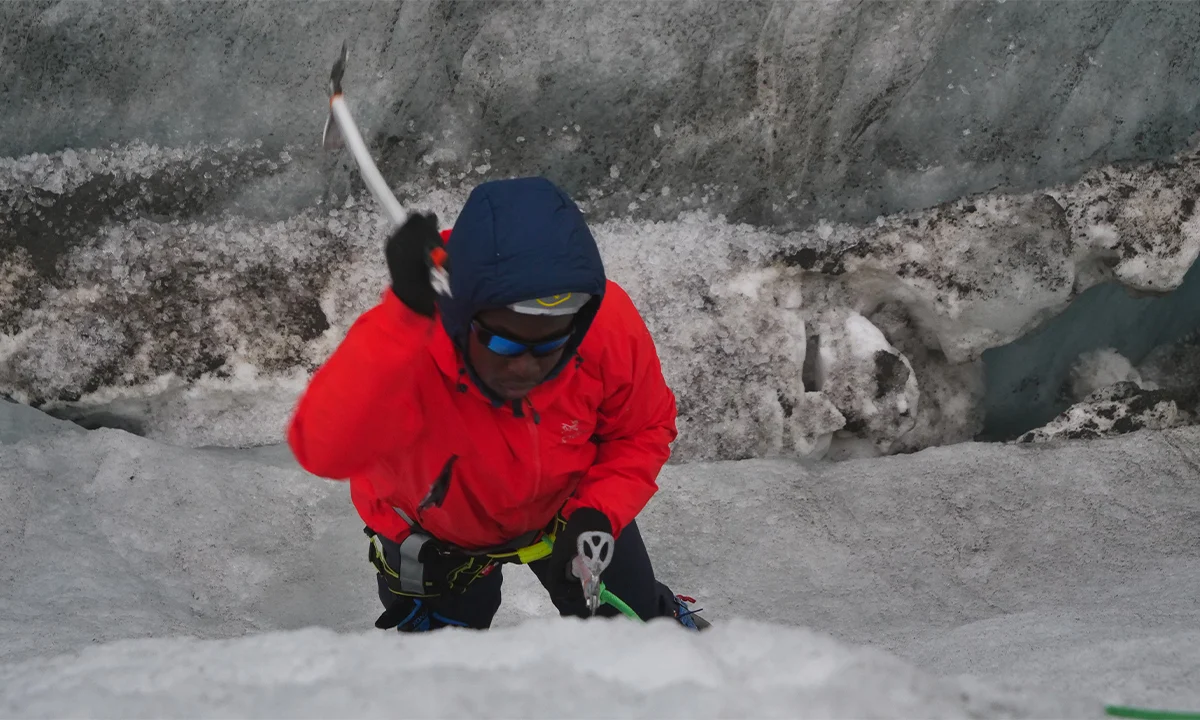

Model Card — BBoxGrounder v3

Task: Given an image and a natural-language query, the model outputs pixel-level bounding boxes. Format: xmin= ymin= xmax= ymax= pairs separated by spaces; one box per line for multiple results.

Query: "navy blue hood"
xmin=438 ymin=176 xmax=607 ymax=384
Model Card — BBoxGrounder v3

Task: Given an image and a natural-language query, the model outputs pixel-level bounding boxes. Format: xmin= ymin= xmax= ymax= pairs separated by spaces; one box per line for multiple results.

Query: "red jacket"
xmin=287 ymin=277 xmax=678 ymax=549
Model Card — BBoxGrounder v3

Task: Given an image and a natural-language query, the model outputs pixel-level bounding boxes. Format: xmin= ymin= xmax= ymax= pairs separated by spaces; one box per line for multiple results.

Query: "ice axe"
xmin=568 ymin=530 xmax=615 ymax=616
xmin=322 ymin=41 xmax=407 ymax=228
xmin=322 ymin=41 xmax=451 ymax=297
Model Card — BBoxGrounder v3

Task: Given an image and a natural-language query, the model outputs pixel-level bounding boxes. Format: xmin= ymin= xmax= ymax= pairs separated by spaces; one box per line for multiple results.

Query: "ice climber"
xmin=287 ymin=176 xmax=708 ymax=632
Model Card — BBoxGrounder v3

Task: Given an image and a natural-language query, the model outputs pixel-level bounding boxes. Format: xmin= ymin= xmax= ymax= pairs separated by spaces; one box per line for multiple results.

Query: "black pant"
xmin=374 ymin=520 xmax=682 ymax=630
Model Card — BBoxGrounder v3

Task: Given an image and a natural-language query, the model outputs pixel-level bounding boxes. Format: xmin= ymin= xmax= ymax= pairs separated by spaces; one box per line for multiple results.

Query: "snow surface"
xmin=0 ymin=622 xmax=1089 ymax=720
xmin=2 ymin=398 xmax=1198 ymax=717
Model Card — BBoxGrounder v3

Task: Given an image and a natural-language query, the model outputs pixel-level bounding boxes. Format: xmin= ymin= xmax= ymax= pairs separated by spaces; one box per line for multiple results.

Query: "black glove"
xmin=546 ymin=507 xmax=612 ymax=606
xmin=385 ymin=211 xmax=447 ymax=317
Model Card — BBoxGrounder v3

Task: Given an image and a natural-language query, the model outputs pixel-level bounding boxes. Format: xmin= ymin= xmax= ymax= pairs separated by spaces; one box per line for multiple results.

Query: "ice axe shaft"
xmin=323 ymin=41 xmax=407 ymax=230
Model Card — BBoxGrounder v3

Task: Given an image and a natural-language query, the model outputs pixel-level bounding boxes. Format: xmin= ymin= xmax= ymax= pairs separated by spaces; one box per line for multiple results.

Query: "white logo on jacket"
xmin=561 ymin=419 xmax=583 ymax=443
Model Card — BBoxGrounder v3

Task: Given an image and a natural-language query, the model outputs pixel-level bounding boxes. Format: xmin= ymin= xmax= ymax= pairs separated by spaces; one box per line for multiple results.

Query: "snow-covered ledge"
xmin=4 ymin=143 xmax=1200 ymax=458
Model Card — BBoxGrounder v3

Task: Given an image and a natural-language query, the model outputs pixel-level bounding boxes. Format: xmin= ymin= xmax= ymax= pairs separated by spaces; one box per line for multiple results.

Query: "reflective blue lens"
xmin=485 ymin=333 xmax=532 ymax=356
xmin=473 ymin=322 xmax=572 ymax=357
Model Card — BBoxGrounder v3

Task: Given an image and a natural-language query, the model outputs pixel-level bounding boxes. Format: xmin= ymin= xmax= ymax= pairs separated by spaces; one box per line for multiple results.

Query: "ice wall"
xmin=6 ymin=142 xmax=1200 ymax=459
xmin=5 ymin=0 xmax=1200 ymax=459
xmin=4 ymin=0 xmax=1200 ymax=228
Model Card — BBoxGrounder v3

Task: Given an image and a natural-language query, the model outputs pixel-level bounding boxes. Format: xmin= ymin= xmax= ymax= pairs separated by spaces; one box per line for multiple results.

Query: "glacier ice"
xmin=5 ymin=2 xmax=1200 ymax=456
xmin=1067 ymin=348 xmax=1147 ymax=402
xmin=5 ymin=142 xmax=1200 ymax=456
xmin=982 ymin=252 xmax=1200 ymax=439
xmin=5 ymin=3 xmax=1200 ymax=717
xmin=5 ymin=1 xmax=1200 ymax=230
xmin=1017 ymin=380 xmax=1197 ymax=444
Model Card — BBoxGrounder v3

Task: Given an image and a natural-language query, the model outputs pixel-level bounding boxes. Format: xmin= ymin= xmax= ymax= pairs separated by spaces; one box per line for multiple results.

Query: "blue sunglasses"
xmin=472 ymin=321 xmax=573 ymax=358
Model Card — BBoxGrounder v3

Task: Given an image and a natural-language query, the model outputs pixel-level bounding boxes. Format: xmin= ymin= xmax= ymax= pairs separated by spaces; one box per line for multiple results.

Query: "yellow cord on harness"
xmin=486 ymin=534 xmax=555 ymax=564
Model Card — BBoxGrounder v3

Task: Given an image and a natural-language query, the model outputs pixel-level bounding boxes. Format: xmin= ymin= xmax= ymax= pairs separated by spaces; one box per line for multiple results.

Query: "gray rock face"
xmin=4 ymin=0 xmax=1200 ymax=228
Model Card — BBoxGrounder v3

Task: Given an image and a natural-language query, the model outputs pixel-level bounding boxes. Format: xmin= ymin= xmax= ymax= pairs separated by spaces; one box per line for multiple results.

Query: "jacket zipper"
xmin=526 ymin=398 xmax=541 ymax=530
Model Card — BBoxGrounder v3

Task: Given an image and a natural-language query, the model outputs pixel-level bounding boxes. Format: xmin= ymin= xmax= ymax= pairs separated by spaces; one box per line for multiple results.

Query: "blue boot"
xmin=672 ymin=595 xmax=711 ymax=630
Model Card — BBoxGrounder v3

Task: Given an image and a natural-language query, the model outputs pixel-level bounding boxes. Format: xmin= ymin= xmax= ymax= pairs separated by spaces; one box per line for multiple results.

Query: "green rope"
xmin=1105 ymin=706 xmax=1200 ymax=720
xmin=537 ymin=536 xmax=642 ymax=621
xmin=598 ymin=583 xmax=643 ymax=622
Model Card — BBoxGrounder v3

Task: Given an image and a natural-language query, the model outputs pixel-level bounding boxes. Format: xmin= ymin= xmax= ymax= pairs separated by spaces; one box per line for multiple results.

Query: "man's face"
xmin=467 ymin=308 xmax=574 ymax=400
